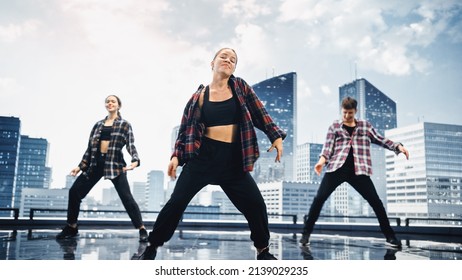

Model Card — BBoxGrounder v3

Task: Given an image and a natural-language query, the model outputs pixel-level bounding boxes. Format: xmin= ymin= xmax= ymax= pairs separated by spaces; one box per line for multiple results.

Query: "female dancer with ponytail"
xmin=56 ymin=95 xmax=148 ymax=242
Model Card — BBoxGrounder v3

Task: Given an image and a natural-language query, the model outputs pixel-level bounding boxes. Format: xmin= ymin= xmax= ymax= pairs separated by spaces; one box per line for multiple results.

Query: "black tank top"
xmin=201 ymin=86 xmax=240 ymax=127
xmin=100 ymin=125 xmax=112 ymax=141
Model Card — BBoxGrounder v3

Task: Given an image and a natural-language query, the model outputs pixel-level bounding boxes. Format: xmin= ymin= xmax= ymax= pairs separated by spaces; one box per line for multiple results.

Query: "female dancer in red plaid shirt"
xmin=139 ymin=48 xmax=286 ymax=260
xmin=56 ymin=95 xmax=148 ymax=242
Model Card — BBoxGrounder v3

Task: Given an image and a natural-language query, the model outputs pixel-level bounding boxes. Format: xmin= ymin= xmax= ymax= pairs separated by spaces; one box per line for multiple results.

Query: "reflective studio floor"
xmin=1 ymin=228 xmax=461 ymax=260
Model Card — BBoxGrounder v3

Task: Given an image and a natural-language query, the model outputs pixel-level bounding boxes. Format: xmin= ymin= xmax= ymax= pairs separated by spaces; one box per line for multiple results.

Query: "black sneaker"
xmin=257 ymin=248 xmax=277 ymax=260
xmin=56 ymin=225 xmax=78 ymax=239
xmin=386 ymin=236 xmax=402 ymax=248
xmin=139 ymin=228 xmax=148 ymax=243
xmin=138 ymin=245 xmax=157 ymax=260
xmin=299 ymin=233 xmax=310 ymax=246
xmin=384 ymin=249 xmax=397 ymax=260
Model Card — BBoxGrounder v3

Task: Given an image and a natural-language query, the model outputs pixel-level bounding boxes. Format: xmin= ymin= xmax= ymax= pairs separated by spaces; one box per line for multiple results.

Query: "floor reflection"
xmin=55 ymin=238 xmax=78 ymax=260
xmin=0 ymin=229 xmax=460 ymax=260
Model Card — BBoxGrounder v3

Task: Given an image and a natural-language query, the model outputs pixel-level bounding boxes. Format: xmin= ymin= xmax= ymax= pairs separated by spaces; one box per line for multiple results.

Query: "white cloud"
xmin=380 ymin=46 xmax=412 ymax=75
xmin=447 ymin=20 xmax=462 ymax=43
xmin=276 ymin=0 xmax=461 ymax=76
xmin=56 ymin=0 xmax=170 ymax=53
xmin=0 ymin=20 xmax=41 ymax=42
xmin=320 ymin=85 xmax=331 ymax=96
xmin=0 ymin=77 xmax=21 ymax=96
xmin=405 ymin=17 xmax=448 ymax=48
xmin=227 ymin=23 xmax=271 ymax=76
xmin=297 ymin=79 xmax=313 ymax=98
xmin=59 ymin=0 xmax=170 ymax=15
xmin=278 ymin=0 xmax=330 ymax=22
xmin=222 ymin=0 xmax=272 ymax=19
xmin=305 ymin=33 xmax=322 ymax=48
xmin=1 ymin=0 xmax=461 ymax=191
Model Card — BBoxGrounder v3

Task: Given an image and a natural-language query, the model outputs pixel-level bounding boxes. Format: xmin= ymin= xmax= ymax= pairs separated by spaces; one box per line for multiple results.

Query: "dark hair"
xmin=106 ymin=95 xmax=122 ymax=117
xmin=341 ymin=96 xmax=357 ymax=110
xmin=213 ymin=48 xmax=238 ymax=64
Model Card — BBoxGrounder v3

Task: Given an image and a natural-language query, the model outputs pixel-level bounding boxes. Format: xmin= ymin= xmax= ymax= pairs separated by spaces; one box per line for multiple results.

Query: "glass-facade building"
xmin=147 ymin=170 xmax=165 ymax=212
xmin=20 ymin=188 xmax=68 ymax=217
xmin=259 ymin=181 xmax=319 ymax=222
xmin=0 ymin=116 xmax=21 ymax=216
xmin=252 ymin=72 xmax=297 ymax=183
xmin=14 ymin=136 xmax=50 ymax=209
xmin=337 ymin=78 xmax=397 ymax=215
xmin=339 ymin=78 xmax=397 ymax=133
xmin=1 ymin=116 xmax=52 ymax=216
xmin=385 ymin=122 xmax=462 ymax=220
xmin=132 ymin=181 xmax=148 ymax=211
xmin=296 ymin=142 xmax=323 ymax=183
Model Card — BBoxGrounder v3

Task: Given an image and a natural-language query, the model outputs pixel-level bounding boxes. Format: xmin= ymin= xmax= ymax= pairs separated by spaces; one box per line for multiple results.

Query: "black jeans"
xmin=66 ymin=153 xmax=144 ymax=228
xmin=148 ymin=137 xmax=270 ymax=249
xmin=303 ymin=166 xmax=395 ymax=238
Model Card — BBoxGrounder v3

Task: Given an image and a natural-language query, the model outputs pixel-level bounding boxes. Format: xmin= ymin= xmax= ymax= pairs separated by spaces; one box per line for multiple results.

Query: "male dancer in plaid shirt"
xmin=300 ymin=96 xmax=409 ymax=248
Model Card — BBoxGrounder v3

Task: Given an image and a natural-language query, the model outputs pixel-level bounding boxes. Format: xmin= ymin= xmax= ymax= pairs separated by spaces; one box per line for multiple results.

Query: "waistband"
xmin=203 ymin=136 xmax=240 ymax=148
xmin=97 ymin=152 xmax=107 ymax=159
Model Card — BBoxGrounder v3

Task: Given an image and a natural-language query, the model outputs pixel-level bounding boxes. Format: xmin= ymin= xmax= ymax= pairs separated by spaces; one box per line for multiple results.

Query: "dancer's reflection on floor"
xmin=56 ymin=238 xmax=78 ymax=260
xmin=131 ymin=241 xmax=148 ymax=260
xmin=300 ymin=246 xmax=314 ymax=260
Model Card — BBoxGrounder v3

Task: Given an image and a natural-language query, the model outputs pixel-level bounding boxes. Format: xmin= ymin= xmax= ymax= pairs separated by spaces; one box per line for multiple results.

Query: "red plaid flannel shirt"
xmin=321 ymin=119 xmax=401 ymax=176
xmin=171 ymin=75 xmax=286 ymax=172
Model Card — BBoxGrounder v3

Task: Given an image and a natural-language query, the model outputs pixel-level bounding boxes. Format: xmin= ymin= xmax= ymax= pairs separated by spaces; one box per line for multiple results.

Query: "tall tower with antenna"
xmin=252 ymin=72 xmax=297 ymax=183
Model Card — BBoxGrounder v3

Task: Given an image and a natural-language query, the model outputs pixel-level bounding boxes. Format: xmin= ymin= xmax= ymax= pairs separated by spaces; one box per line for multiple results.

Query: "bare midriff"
xmin=100 ymin=140 xmax=110 ymax=154
xmin=205 ymin=124 xmax=239 ymax=143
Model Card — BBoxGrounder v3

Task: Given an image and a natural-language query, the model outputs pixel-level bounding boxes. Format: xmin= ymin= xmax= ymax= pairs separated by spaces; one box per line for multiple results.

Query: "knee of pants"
xmin=312 ymin=195 xmax=328 ymax=206
xmin=165 ymin=194 xmax=191 ymax=211
xmin=118 ymin=193 xmax=136 ymax=204
xmin=255 ymin=198 xmax=267 ymax=212
xmin=68 ymin=186 xmax=83 ymax=200
xmin=369 ymin=199 xmax=386 ymax=210
xmin=241 ymin=196 xmax=267 ymax=216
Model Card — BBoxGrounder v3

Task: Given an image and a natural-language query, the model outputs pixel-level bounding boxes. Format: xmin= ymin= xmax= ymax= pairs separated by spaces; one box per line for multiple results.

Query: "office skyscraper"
xmin=14 ymin=136 xmax=51 ymax=209
xmin=20 ymin=188 xmax=69 ymax=217
xmin=385 ymin=122 xmax=462 ymax=220
xmin=338 ymin=78 xmax=397 ymax=215
xmin=339 ymin=78 xmax=397 ymax=133
xmin=296 ymin=142 xmax=323 ymax=183
xmin=65 ymin=174 xmax=76 ymax=189
xmin=132 ymin=181 xmax=147 ymax=211
xmin=259 ymin=181 xmax=321 ymax=222
xmin=146 ymin=170 xmax=164 ymax=211
xmin=252 ymin=72 xmax=297 ymax=183
xmin=0 ymin=116 xmax=21 ymax=215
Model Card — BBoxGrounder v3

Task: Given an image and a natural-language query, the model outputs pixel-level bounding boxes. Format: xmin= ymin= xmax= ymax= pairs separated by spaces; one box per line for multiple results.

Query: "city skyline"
xmin=1 ymin=1 xmax=461 ymax=192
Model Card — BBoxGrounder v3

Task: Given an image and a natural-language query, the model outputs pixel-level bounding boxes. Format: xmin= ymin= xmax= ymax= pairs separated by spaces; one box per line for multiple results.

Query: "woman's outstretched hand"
xmin=70 ymin=167 xmax=81 ymax=177
xmin=168 ymin=157 xmax=179 ymax=180
xmin=123 ymin=161 xmax=139 ymax=171
xmin=267 ymin=138 xmax=283 ymax=163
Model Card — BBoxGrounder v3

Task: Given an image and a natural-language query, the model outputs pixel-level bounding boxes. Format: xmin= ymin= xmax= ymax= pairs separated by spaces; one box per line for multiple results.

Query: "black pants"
xmin=66 ymin=153 xmax=144 ymax=228
xmin=148 ymin=137 xmax=270 ymax=249
xmin=303 ymin=166 xmax=395 ymax=238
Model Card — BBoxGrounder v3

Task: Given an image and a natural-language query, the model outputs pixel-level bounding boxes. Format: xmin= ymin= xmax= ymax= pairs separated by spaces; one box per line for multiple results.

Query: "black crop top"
xmin=201 ymin=86 xmax=241 ymax=127
xmin=100 ymin=125 xmax=112 ymax=141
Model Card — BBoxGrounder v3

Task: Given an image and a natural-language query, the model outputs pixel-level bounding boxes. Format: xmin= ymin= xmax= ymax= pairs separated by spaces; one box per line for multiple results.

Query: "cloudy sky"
xmin=1 ymin=0 xmax=461 ymax=196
